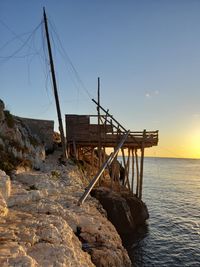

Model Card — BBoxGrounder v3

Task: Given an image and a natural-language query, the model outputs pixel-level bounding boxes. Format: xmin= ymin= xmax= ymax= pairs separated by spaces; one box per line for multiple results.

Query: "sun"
xmin=187 ymin=129 xmax=200 ymax=159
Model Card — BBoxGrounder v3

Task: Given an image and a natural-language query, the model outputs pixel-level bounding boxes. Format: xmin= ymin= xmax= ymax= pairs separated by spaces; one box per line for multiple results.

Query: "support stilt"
xmin=135 ymin=149 xmax=139 ymax=197
xmin=131 ymin=148 xmax=134 ymax=193
xmin=139 ymin=130 xmax=146 ymax=200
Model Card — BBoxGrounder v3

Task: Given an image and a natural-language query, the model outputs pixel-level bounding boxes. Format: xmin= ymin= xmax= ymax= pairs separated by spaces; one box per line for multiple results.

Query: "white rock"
xmin=0 ymin=152 xmax=131 ymax=267
xmin=0 ymin=192 xmax=8 ymax=217
xmin=0 ymin=170 xmax=11 ymax=200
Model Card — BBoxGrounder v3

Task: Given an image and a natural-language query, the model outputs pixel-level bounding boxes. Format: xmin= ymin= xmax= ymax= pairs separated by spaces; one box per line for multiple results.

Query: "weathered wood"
xmin=89 ymin=125 xmax=112 ymax=134
xmin=135 ymin=149 xmax=139 ymax=197
xmin=78 ymin=130 xmax=130 ymax=205
xmin=97 ymin=77 xmax=102 ymax=183
xmin=66 ymin=114 xmax=158 ymax=149
xmin=43 ymin=8 xmax=68 ymax=160
xmin=91 ymin=147 xmax=94 ymax=176
xmin=121 ymin=148 xmax=126 ymax=173
xmin=124 ymin=148 xmax=131 ymax=190
xmin=66 ymin=109 xmax=158 ymax=201
xmin=110 ymin=155 xmax=117 ymax=190
xmin=92 ymin=99 xmax=127 ymax=132
xmin=139 ymin=130 xmax=146 ymax=200
xmin=121 ymin=148 xmax=131 ymax=190
xmin=131 ymin=148 xmax=134 ymax=193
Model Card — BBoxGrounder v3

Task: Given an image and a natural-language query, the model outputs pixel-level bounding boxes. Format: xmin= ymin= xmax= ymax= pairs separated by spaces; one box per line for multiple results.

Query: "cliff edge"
xmin=0 ymin=152 xmax=131 ymax=266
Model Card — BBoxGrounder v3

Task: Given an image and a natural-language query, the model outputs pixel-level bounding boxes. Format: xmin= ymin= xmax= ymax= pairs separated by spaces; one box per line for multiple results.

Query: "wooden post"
xmin=78 ymin=130 xmax=130 ymax=205
xmin=110 ymin=155 xmax=117 ymax=190
xmin=125 ymin=148 xmax=131 ymax=190
xmin=131 ymin=148 xmax=134 ymax=193
xmin=97 ymin=77 xmax=102 ymax=184
xmin=102 ymin=109 xmax=109 ymax=172
xmin=91 ymin=147 xmax=94 ymax=177
xmin=135 ymin=149 xmax=139 ymax=197
xmin=121 ymin=148 xmax=131 ymax=190
xmin=43 ymin=8 xmax=68 ymax=160
xmin=110 ymin=119 xmax=114 ymax=134
xmin=139 ymin=130 xmax=146 ymax=200
xmin=121 ymin=148 xmax=125 ymax=165
xmin=121 ymin=148 xmax=126 ymax=182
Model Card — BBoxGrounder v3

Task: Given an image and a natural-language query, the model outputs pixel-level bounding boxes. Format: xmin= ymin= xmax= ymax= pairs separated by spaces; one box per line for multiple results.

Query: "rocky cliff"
xmin=0 ymin=99 xmax=133 ymax=266
xmin=0 ymin=100 xmax=45 ymax=173
xmin=0 ymin=152 xmax=131 ymax=266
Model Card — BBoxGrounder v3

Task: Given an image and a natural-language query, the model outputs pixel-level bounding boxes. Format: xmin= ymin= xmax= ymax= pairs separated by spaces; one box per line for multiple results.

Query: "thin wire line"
xmin=0 ymin=22 xmax=42 ymax=64
xmin=48 ymin=19 xmax=94 ymax=100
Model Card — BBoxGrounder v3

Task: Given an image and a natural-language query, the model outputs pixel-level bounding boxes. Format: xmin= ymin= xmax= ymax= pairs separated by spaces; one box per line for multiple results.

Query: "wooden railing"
xmin=88 ymin=113 xmax=158 ymax=144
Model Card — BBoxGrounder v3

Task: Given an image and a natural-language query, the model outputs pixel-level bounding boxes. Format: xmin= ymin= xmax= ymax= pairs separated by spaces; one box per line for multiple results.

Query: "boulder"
xmin=0 ymin=192 xmax=8 ymax=217
xmin=0 ymin=170 xmax=11 ymax=217
xmin=91 ymin=187 xmax=149 ymax=235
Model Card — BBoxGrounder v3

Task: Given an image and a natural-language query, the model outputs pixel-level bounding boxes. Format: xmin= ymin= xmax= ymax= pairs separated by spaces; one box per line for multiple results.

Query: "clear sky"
xmin=1 ymin=0 xmax=200 ymax=159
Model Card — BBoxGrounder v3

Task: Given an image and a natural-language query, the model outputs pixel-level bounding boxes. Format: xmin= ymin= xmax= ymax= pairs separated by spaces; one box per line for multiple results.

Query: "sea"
xmin=125 ymin=157 xmax=200 ymax=267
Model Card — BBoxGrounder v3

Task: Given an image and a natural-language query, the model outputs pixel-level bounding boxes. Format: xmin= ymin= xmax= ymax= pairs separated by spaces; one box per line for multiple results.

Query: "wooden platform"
xmin=66 ymin=114 xmax=158 ymax=149
xmin=65 ymin=109 xmax=159 ymax=201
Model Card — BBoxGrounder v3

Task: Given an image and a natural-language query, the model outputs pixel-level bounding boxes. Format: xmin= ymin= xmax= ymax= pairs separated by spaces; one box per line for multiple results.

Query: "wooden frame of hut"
xmin=65 ymin=101 xmax=158 ymax=203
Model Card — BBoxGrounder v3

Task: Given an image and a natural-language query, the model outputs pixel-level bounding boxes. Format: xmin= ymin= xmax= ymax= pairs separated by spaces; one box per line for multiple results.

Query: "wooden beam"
xmin=97 ymin=78 xmax=101 ymax=167
xmin=124 ymin=148 xmax=131 ymax=190
xmin=91 ymin=147 xmax=94 ymax=177
xmin=131 ymin=148 xmax=134 ymax=193
xmin=135 ymin=149 xmax=139 ymax=197
xmin=91 ymin=99 xmax=140 ymax=146
xmin=78 ymin=130 xmax=130 ymax=205
xmin=139 ymin=130 xmax=146 ymax=200
xmin=110 ymin=155 xmax=117 ymax=190
xmin=43 ymin=8 xmax=68 ymax=160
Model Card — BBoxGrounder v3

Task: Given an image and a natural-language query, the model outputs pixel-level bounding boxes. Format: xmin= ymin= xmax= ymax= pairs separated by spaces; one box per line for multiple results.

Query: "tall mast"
xmin=97 ymin=77 xmax=101 ymax=170
xmin=43 ymin=7 xmax=68 ymax=160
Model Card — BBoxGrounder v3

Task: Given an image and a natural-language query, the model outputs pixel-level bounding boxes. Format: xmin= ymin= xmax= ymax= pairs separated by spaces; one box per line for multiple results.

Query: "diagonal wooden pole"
xmin=78 ymin=130 xmax=130 ymax=205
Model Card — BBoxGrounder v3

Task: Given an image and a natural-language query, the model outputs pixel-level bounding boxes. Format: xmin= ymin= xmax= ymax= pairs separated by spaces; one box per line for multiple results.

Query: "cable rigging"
xmin=0 ymin=21 xmax=43 ymax=65
xmin=0 ymin=14 xmax=98 ymax=116
xmin=0 ymin=19 xmax=54 ymax=116
xmin=47 ymin=18 xmax=95 ymax=101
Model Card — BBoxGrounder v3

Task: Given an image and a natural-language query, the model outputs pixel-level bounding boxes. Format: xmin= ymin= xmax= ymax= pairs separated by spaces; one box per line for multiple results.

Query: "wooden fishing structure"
xmin=42 ymin=9 xmax=158 ymax=204
xmin=66 ymin=98 xmax=158 ymax=204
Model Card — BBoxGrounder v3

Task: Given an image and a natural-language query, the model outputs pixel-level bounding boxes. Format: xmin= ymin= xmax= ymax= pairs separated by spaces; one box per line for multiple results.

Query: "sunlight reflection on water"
xmin=125 ymin=157 xmax=200 ymax=267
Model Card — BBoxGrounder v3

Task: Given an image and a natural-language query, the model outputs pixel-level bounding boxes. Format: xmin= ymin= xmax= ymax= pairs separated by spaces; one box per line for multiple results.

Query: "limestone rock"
xmin=0 ymin=170 xmax=11 ymax=217
xmin=0 ymin=193 xmax=8 ymax=217
xmin=0 ymin=111 xmax=45 ymax=172
xmin=1 ymin=255 xmax=39 ymax=267
xmin=0 ymin=170 xmax=11 ymax=200
xmin=0 ymin=242 xmax=39 ymax=267
xmin=0 ymin=152 xmax=132 ymax=267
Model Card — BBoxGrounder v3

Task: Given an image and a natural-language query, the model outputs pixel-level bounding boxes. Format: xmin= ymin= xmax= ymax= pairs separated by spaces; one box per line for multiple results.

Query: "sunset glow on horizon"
xmin=1 ymin=1 xmax=200 ymax=160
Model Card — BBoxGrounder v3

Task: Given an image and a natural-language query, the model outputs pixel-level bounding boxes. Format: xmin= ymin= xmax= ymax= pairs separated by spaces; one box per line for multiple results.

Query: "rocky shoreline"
xmin=91 ymin=187 xmax=149 ymax=236
xmin=0 ymin=152 xmax=132 ymax=267
xmin=0 ymin=100 xmax=149 ymax=266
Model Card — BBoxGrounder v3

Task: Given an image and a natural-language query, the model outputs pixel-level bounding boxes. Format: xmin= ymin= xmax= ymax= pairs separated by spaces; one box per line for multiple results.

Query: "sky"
xmin=1 ymin=0 xmax=200 ymax=159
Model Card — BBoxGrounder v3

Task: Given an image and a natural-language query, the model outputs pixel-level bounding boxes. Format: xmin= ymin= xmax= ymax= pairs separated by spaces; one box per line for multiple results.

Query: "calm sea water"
xmin=126 ymin=157 xmax=200 ymax=267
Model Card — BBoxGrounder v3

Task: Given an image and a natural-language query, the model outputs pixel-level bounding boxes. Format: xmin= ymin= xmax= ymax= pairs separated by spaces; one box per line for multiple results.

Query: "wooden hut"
xmin=65 ymin=102 xmax=158 ymax=203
